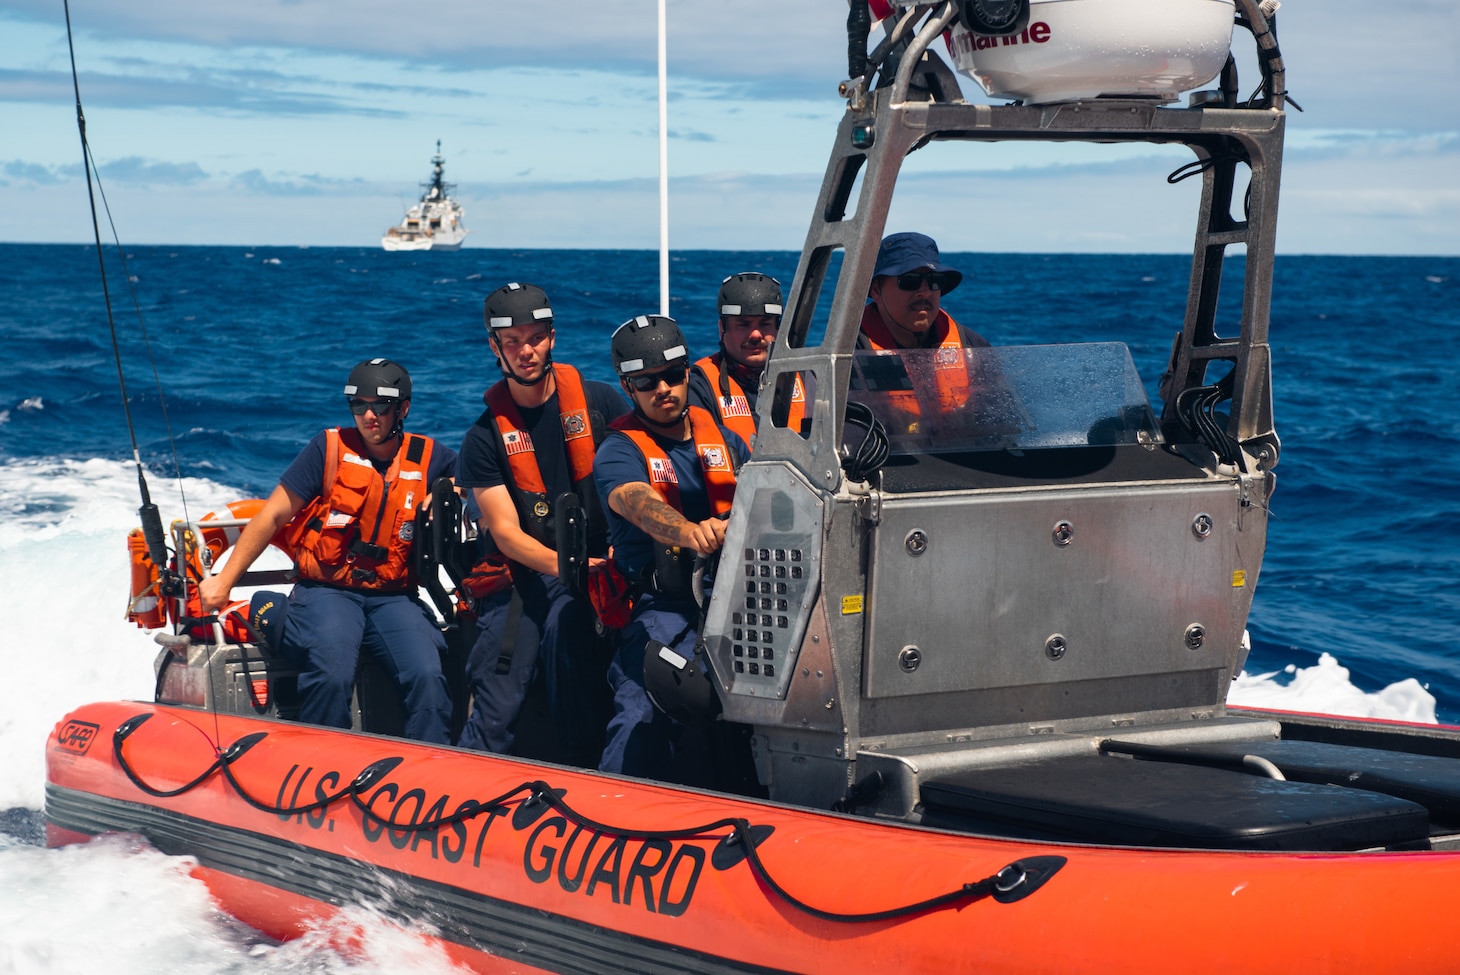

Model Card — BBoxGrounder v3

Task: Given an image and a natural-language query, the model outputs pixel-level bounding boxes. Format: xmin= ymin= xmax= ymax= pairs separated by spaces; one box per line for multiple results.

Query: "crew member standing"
xmin=859 ymin=231 xmax=988 ymax=353
xmin=198 ymin=358 xmax=455 ymax=743
xmin=858 ymin=232 xmax=999 ymax=429
xmin=593 ymin=315 xmax=753 ymax=785
xmin=456 ymin=282 xmax=628 ymax=765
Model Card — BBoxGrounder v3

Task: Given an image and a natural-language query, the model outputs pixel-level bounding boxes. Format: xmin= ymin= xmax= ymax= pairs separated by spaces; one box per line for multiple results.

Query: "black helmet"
xmin=718 ymin=272 xmax=783 ymax=318
xmin=484 ymin=282 xmax=553 ymax=331
xmin=610 ymin=315 xmax=690 ymax=376
xmin=344 ymin=358 xmax=411 ymax=400
xmin=484 ymin=282 xmax=556 ymax=386
xmin=643 ymin=638 xmax=722 ymax=728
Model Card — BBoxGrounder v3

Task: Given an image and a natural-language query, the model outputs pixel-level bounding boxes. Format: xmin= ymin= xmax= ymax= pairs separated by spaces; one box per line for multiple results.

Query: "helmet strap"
xmin=491 ymin=335 xmax=554 ymax=387
xmin=624 ymin=382 xmax=690 ymax=434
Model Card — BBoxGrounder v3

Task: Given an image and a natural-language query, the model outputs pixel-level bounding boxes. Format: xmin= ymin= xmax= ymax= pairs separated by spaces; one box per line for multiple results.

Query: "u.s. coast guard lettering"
xmin=522 ymin=816 xmax=705 ymax=917
xmin=269 ymin=764 xmax=711 ymax=916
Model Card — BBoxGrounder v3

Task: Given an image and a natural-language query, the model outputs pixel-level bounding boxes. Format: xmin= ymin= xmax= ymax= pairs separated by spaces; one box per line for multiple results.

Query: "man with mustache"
xmin=688 ymin=272 xmax=804 ymax=444
xmin=592 ymin=315 xmax=754 ymax=786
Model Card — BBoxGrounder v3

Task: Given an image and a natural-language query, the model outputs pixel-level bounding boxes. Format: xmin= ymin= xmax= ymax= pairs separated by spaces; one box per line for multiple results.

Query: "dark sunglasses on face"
xmin=347 ymin=398 xmax=397 ymax=416
xmin=895 ymin=271 xmax=951 ymax=292
xmin=625 ymin=366 xmax=688 ymax=392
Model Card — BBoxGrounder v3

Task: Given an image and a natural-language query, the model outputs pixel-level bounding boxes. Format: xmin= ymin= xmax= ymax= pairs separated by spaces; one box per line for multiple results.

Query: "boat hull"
xmin=380 ymin=231 xmax=467 ymax=252
xmin=46 ymin=700 xmax=1460 ymax=974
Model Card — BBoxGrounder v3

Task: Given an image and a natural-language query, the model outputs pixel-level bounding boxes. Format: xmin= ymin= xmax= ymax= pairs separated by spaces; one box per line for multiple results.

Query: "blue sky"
xmin=1 ymin=0 xmax=1456 ymax=253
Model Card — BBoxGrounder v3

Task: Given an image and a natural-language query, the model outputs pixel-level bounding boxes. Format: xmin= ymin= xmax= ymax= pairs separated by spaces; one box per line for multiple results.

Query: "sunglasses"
xmin=347 ymin=398 xmax=398 ymax=416
xmin=625 ymin=366 xmax=689 ymax=392
xmin=894 ymin=272 xmax=952 ymax=292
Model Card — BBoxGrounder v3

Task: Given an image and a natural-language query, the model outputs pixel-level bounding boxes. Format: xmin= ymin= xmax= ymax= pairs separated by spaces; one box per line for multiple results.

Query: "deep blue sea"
xmin=6 ymin=245 xmax=1460 ymax=692
xmin=1 ymin=243 xmax=1457 ymax=971
xmin=3 ymin=244 xmax=1459 ymax=717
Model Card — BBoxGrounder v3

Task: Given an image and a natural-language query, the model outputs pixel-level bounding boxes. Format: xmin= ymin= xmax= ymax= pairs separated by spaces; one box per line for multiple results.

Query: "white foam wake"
xmin=0 ymin=832 xmax=468 ymax=975
xmin=1230 ymin=652 xmax=1438 ymax=723
xmin=0 ymin=457 xmax=467 ymax=975
xmin=0 ymin=457 xmax=244 ymax=810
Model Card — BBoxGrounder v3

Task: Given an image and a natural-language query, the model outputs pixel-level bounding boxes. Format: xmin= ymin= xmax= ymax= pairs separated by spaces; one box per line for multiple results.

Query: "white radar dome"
xmin=947 ymin=0 xmax=1236 ymax=105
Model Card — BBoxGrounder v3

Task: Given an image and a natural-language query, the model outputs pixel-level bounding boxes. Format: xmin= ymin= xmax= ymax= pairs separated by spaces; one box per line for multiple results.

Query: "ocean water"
xmin=1 ymin=243 xmax=1457 ymax=971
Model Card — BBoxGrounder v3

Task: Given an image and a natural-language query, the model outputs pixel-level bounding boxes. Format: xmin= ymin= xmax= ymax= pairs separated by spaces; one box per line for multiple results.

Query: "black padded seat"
xmin=920 ymin=754 xmax=1430 ymax=852
xmin=1102 ymin=738 xmax=1460 ymax=826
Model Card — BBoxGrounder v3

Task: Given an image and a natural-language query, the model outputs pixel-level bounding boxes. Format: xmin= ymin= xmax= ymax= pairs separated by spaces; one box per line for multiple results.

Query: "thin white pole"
xmin=657 ymin=0 xmax=669 ymax=317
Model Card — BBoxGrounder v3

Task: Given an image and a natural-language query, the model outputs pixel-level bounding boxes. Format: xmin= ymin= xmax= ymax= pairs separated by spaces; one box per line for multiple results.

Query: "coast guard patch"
xmin=648 ymin=457 xmax=678 ymax=484
xmin=502 ymin=430 xmax=534 ymax=456
xmin=700 ymin=445 xmax=729 ymax=470
xmin=561 ymin=410 xmax=589 ymax=439
xmin=399 ymin=521 xmax=415 ymax=541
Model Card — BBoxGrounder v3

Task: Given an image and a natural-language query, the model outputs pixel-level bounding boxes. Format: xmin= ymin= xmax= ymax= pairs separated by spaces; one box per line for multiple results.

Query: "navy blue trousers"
xmin=457 ymin=570 xmax=605 ymax=766
xmin=280 ymin=581 xmax=451 ymax=744
xmin=599 ymin=593 xmax=701 ymax=781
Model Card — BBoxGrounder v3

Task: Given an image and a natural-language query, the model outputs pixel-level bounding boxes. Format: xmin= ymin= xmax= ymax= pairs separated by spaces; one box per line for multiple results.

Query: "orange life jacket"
xmin=609 ymin=406 xmax=738 ymax=517
xmin=287 ymin=427 xmax=435 ymax=592
xmin=481 ymin=364 xmax=602 ymax=549
xmin=857 ymin=303 xmax=974 ymax=421
xmin=693 ymin=353 xmax=806 ymax=445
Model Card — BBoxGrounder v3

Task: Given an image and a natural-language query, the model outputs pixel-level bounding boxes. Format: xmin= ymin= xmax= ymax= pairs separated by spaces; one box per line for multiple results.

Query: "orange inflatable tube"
xmin=46 ymin=701 xmax=1460 ymax=975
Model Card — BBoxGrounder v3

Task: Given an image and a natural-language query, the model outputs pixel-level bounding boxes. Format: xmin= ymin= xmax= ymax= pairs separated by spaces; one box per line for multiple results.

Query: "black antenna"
xmin=63 ymin=0 xmax=169 ymax=571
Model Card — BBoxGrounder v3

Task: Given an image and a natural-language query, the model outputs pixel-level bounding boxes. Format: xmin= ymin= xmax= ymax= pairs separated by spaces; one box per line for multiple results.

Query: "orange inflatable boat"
xmin=51 ymin=3 xmax=1460 ymax=972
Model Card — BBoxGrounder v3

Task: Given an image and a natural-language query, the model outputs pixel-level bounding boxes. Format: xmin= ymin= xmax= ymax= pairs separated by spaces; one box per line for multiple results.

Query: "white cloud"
xmin=1 ymin=0 xmax=852 ymax=94
xmin=1 ymin=1 xmax=1456 ymax=253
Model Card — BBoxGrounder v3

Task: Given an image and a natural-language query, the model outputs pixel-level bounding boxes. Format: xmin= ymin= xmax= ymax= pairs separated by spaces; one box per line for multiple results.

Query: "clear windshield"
xmin=847 ymin=342 xmax=1162 ymax=455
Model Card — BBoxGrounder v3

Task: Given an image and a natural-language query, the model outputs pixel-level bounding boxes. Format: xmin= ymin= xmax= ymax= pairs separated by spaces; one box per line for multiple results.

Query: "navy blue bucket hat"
xmin=871 ymin=232 xmax=964 ymax=294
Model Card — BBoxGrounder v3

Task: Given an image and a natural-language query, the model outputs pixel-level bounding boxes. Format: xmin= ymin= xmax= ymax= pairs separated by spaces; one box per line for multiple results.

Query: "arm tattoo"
xmin=614 ymin=482 xmax=690 ymax=546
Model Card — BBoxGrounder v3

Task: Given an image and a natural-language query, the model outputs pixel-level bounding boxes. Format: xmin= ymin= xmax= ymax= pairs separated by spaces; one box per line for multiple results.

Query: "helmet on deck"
xmin=344 ymin=358 xmax=411 ymax=401
xmin=718 ymin=272 xmax=783 ymax=319
xmin=484 ymin=282 xmax=553 ymax=331
xmin=611 ymin=315 xmax=690 ymax=376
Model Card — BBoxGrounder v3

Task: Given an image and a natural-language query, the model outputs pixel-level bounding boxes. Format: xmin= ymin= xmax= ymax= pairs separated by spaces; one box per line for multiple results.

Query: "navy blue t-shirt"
xmin=458 ymin=379 xmax=629 ymax=499
xmin=593 ymin=422 xmax=750 ymax=579
xmin=280 ymin=428 xmax=458 ymax=504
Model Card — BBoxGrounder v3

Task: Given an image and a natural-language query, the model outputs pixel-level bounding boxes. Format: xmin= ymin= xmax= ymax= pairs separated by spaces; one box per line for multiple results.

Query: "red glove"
xmin=588 ymin=560 xmax=633 ymax=630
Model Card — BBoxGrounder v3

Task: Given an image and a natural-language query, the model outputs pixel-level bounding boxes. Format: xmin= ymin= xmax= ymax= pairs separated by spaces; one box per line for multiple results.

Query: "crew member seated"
xmin=455 ymin=282 xmax=629 ymax=766
xmin=688 ymin=272 xmax=805 ymax=445
xmin=197 ymin=359 xmax=456 ymax=744
xmin=592 ymin=315 xmax=755 ymax=787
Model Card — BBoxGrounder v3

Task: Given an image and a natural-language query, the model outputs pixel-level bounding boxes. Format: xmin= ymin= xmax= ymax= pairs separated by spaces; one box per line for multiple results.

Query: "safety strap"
xmin=493 ymin=588 xmax=526 ymax=676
